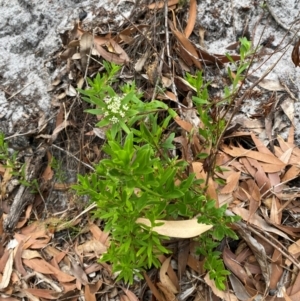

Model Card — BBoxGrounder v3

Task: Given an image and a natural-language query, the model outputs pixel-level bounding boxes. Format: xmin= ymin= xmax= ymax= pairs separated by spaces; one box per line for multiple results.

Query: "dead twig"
xmin=164 ymin=0 xmax=182 ymax=117
xmin=7 ymin=81 xmax=34 ymax=100
xmin=51 ymin=144 xmax=95 ymax=171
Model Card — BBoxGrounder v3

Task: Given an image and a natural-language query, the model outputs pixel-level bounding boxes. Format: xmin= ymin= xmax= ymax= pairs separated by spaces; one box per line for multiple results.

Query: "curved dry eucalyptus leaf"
xmin=204 ymin=273 xmax=239 ymax=301
xmin=258 ymin=79 xmax=284 ymax=91
xmin=229 ymin=274 xmax=252 ymax=301
xmin=66 ymin=84 xmax=77 ymax=97
xmin=136 ymin=218 xmax=212 ymax=238
xmin=160 ymin=257 xmax=178 ymax=294
xmin=80 ymin=32 xmax=93 ymax=71
xmin=234 ymin=222 xmax=270 ymax=291
xmin=291 ymin=39 xmax=300 ymax=67
xmin=232 ymin=207 xmax=293 ymax=241
xmin=0 ymin=250 xmax=13 ymax=290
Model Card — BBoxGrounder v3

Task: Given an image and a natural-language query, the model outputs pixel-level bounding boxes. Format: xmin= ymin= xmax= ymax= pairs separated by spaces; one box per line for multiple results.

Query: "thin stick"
xmin=242 ymin=222 xmax=300 ymax=269
xmin=84 ymin=30 xmax=95 ymax=87
xmin=51 ymin=144 xmax=95 ymax=171
xmin=7 ymin=82 xmax=34 ymax=100
xmin=164 ymin=0 xmax=182 ymax=117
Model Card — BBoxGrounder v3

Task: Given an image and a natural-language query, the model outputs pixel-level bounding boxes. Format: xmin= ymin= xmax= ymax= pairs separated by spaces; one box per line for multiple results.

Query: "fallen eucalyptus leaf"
xmin=136 ymin=218 xmax=212 ymax=238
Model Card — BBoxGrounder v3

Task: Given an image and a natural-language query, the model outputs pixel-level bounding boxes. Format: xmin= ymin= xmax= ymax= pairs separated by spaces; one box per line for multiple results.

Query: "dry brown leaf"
xmin=247 ymin=179 xmax=261 ymax=218
xmin=89 ymin=223 xmax=103 ymax=241
xmin=148 ymin=0 xmax=179 ymax=9
xmin=258 ymin=79 xmax=285 ymax=91
xmin=184 ymin=0 xmax=196 ymax=38
xmin=291 ymin=39 xmax=300 ymax=67
xmin=136 ymin=218 xmax=212 ymax=238
xmin=77 ymin=239 xmax=107 ymax=256
xmin=0 ymin=249 xmax=9 ymax=273
xmin=268 ymin=172 xmax=281 ymax=194
xmin=281 ymin=98 xmax=295 ymax=125
xmin=161 ymin=76 xmax=172 ymax=88
xmin=15 ymin=204 xmax=32 ymax=229
xmin=284 ymin=291 xmax=294 ymax=301
xmin=258 ymin=162 xmax=285 ymax=173
xmin=198 ymin=27 xmax=206 ymax=48
xmin=177 ymin=240 xmax=189 ymax=278
xmin=247 ymin=179 xmax=261 ymax=202
xmin=120 ymin=295 xmax=130 ymax=301
xmin=107 ymin=39 xmax=129 ymax=62
xmin=223 ymin=247 xmax=255 ymax=289
xmin=187 ymin=254 xmax=204 ymax=274
xmin=232 ymin=207 xmax=292 ymax=241
xmin=279 ymin=147 xmax=294 ymax=164
xmin=246 ymin=158 xmax=271 ymax=195
xmin=84 ymin=284 xmax=96 ymax=301
xmin=25 ymin=288 xmax=61 ymax=300
xmin=270 ymin=196 xmax=281 ymax=224
xmin=94 ymin=40 xmax=129 ymax=65
xmin=235 ymin=224 xmax=270 ymax=288
xmin=0 ymin=250 xmax=13 ymax=290
xmin=60 ymin=282 xmax=77 ymax=294
xmin=23 ymin=258 xmax=75 ymax=282
xmin=221 ymin=144 xmax=285 ymax=166
xmin=174 ymin=115 xmax=194 ymax=132
xmin=228 ymin=274 xmax=252 ymax=301
xmin=41 ymin=151 xmax=54 ymax=181
xmin=220 ymin=171 xmax=240 ymax=194
xmin=175 ymin=76 xmax=197 ymax=92
xmin=121 ymin=288 xmax=139 ymax=301
xmin=251 ymin=133 xmax=274 ymax=156
xmin=21 ymin=230 xmax=51 ymax=249
xmin=285 ymin=239 xmax=300 ymax=266
xmin=204 ymin=272 xmax=239 ymax=301
xmin=80 ymin=32 xmax=93 ymax=72
xmin=21 ymin=249 xmax=42 ymax=260
xmin=144 ymin=272 xmax=165 ymax=301
xmin=87 ymin=280 xmax=103 ymax=295
xmin=71 ymin=261 xmax=89 ymax=286
xmin=270 ymin=249 xmax=283 ymax=290
xmin=15 ymin=241 xmax=26 ymax=277
xmin=50 ymin=120 xmax=74 ymax=143
xmin=119 ymin=33 xmax=134 ymax=44
xmin=0 ymin=167 xmax=12 ymax=199
xmin=176 ymin=43 xmax=194 ymax=67
xmin=282 ymin=165 xmax=300 ymax=183
xmin=159 ymin=255 xmax=179 ymax=292
xmin=22 ymin=291 xmax=40 ymax=301
xmin=134 ymin=51 xmax=150 ymax=72
xmin=157 ymin=282 xmax=178 ymax=301
xmin=192 ymin=162 xmax=218 ymax=202
xmin=169 ymin=20 xmax=201 ymax=69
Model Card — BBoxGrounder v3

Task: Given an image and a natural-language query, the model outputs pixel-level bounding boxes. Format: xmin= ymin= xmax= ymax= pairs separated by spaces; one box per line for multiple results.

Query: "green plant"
xmin=50 ymin=156 xmax=67 ymax=183
xmin=197 ymin=200 xmax=239 ymax=290
xmin=0 ymin=133 xmax=40 ymax=194
xmin=75 ymin=61 xmax=242 ymax=289
xmin=0 ymin=133 xmax=18 ymax=168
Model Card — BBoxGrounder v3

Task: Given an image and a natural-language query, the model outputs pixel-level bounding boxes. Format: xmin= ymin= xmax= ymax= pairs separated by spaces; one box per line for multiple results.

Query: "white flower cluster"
xmin=104 ymin=95 xmax=129 ymax=124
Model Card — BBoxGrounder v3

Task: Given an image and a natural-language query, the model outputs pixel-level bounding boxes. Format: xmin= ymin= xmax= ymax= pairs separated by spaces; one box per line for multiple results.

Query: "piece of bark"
xmin=3 ymin=147 xmax=46 ymax=232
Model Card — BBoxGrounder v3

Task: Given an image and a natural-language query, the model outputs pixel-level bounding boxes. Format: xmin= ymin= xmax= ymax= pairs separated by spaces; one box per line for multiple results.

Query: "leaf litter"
xmin=1 ymin=0 xmax=300 ymax=300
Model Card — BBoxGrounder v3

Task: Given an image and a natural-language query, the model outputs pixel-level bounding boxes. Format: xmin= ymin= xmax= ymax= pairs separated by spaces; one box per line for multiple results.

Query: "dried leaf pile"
xmin=0 ymin=0 xmax=300 ymax=300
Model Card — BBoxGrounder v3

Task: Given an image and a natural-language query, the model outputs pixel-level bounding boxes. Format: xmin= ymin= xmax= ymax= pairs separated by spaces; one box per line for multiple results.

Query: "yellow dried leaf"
xmin=136 ymin=218 xmax=212 ymax=238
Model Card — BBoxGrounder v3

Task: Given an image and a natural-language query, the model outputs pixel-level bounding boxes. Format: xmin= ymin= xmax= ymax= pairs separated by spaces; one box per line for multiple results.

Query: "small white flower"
xmin=110 ymin=116 xmax=119 ymax=124
xmin=104 ymin=94 xmax=130 ymax=123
